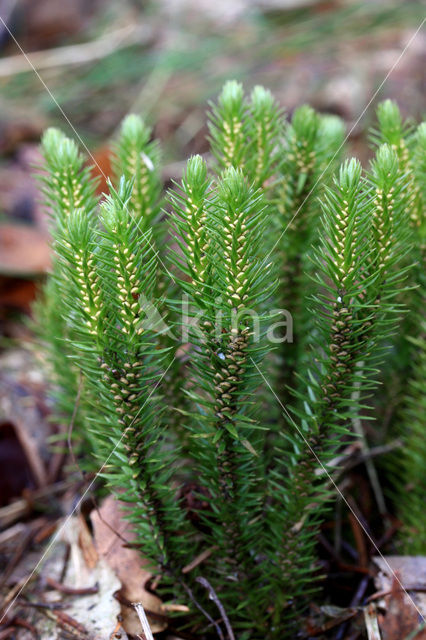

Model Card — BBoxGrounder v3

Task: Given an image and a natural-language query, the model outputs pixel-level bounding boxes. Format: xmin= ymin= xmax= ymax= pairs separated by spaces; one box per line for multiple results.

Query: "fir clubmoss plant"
xmin=273 ymin=106 xmax=345 ymax=412
xmin=169 ymin=158 xmax=277 ymax=629
xmin=112 ymin=114 xmax=162 ymax=233
xmin=371 ymin=105 xmax=426 ymax=554
xmin=369 ymin=101 xmax=426 ymax=554
xmin=397 ymin=304 xmax=426 ymax=554
xmin=35 ymin=85 xmax=425 ymax=639
xmin=34 ymin=128 xmax=100 ymax=454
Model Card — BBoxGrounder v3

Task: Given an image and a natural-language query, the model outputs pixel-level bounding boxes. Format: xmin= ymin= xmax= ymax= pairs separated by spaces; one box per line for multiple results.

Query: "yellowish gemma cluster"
xmin=127 ymin=148 xmax=152 ymax=220
xmin=393 ymin=141 xmax=422 ymax=227
xmin=222 ymin=116 xmax=244 ymax=168
xmin=74 ymin=249 xmax=102 ymax=336
xmin=373 ymin=186 xmax=394 ymax=270
xmin=253 ymin=116 xmax=273 ymax=187
xmin=184 ymin=188 xmax=209 ymax=292
xmin=333 ymin=198 xmax=354 ymax=283
xmin=102 ymin=358 xmax=167 ymax=556
xmin=113 ymin=244 xmax=142 ymax=334
xmin=223 ymin=215 xmax=249 ymax=309
xmin=52 ymin=170 xmax=84 ymax=217
xmin=288 ymin=139 xmax=316 ymax=174
xmin=279 ymin=141 xmax=316 ymax=224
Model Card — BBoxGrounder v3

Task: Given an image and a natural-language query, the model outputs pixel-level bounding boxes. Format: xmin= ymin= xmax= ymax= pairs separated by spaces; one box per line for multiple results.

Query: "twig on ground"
xmin=132 ymin=602 xmax=155 ymax=640
xmin=11 ymin=617 xmax=37 ymax=636
xmin=196 ymin=577 xmax=235 ymax=640
xmin=0 ymin=480 xmax=76 ymax=529
xmin=0 ymin=527 xmax=34 ymax=590
xmin=363 ymin=604 xmax=382 ymax=640
xmin=113 ymin=592 xmax=168 ymax=624
xmin=178 ymin=579 xmax=225 ymax=640
xmin=182 ymin=546 xmax=218 ymax=574
xmin=45 ymin=577 xmax=98 ymax=595
xmin=0 ymin=23 xmax=154 ymax=78
xmin=18 ymin=601 xmax=66 ymax=610
xmin=335 ymin=576 xmax=370 ymax=640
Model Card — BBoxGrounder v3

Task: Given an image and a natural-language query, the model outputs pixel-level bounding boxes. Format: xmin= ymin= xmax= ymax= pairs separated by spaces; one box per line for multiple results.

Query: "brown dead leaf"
xmin=5 ymin=417 xmax=48 ymax=489
xmin=0 ymin=114 xmax=44 ymax=155
xmin=0 ymin=277 xmax=38 ymax=312
xmin=78 ymin=514 xmax=98 ymax=570
xmin=19 ymin=0 xmax=91 ymax=49
xmin=90 ymin=494 xmax=167 ymax=634
xmin=373 ymin=557 xmax=426 ymax=640
xmin=0 ymin=224 xmax=50 ymax=277
xmin=0 ymin=349 xmax=51 ymax=490
xmin=2 ymin=515 xmax=121 ymax=640
xmin=90 ymin=145 xmax=112 ymax=195
xmin=374 ymin=557 xmax=426 ymax=592
xmin=379 ymin=575 xmax=425 ymax=640
xmin=0 ymin=422 xmax=36 ymax=505
xmin=58 ymin=516 xmax=121 ymax=640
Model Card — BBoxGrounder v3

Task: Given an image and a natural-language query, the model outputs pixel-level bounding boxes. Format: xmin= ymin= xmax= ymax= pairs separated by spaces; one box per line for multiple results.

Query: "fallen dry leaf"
xmin=0 ymin=224 xmax=50 ymax=277
xmin=19 ymin=0 xmax=90 ymax=49
xmin=0 ymin=349 xmax=52 ymax=491
xmin=379 ymin=575 xmax=425 ymax=640
xmin=90 ymin=145 xmax=112 ymax=195
xmin=3 ymin=516 xmax=122 ymax=640
xmin=90 ymin=494 xmax=167 ymax=634
xmin=57 ymin=516 xmax=122 ymax=640
xmin=0 ymin=113 xmax=44 ymax=154
xmin=0 ymin=277 xmax=38 ymax=312
xmin=373 ymin=557 xmax=426 ymax=640
xmin=0 ymin=422 xmax=36 ymax=505
xmin=78 ymin=513 xmax=99 ymax=570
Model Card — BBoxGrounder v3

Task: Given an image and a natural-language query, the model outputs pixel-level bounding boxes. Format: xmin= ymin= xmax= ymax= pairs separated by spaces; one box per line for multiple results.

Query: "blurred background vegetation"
xmin=0 ymin=3 xmax=424 ymax=634
xmin=1 ymin=0 xmax=425 ymax=161
xmin=0 ymin=0 xmax=425 ymax=325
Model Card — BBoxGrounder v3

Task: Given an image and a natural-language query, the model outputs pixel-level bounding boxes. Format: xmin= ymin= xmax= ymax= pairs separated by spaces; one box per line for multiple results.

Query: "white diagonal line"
xmin=265 ymin=17 xmax=426 ymax=263
xmin=0 ymin=356 xmax=176 ymax=624
xmin=250 ymin=356 xmax=425 ymax=623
